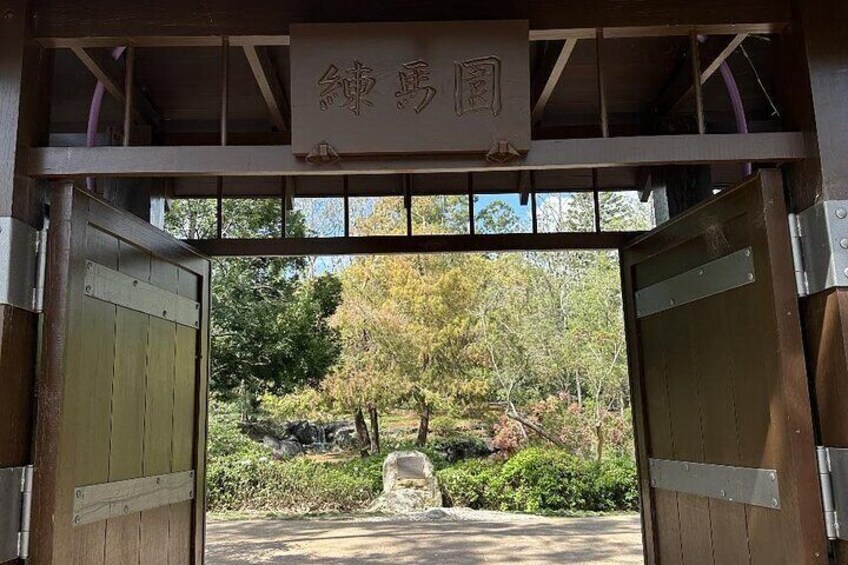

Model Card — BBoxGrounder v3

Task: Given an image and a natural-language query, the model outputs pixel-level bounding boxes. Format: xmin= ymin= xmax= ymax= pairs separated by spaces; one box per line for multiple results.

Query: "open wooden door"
xmin=621 ymin=170 xmax=828 ymax=564
xmin=30 ymin=185 xmax=210 ymax=564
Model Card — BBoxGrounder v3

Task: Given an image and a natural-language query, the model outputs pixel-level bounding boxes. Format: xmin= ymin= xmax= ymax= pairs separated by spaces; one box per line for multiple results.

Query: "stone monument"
xmin=368 ymin=451 xmax=443 ymax=513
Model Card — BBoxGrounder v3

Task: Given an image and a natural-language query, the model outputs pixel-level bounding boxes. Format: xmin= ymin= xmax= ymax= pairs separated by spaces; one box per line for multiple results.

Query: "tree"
xmin=165 ymin=199 xmax=342 ymax=414
xmin=331 ymin=198 xmax=490 ymax=446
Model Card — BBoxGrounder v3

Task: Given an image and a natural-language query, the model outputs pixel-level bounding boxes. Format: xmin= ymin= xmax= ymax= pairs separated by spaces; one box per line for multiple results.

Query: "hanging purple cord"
xmin=698 ymin=35 xmax=752 ymax=177
xmin=85 ymin=46 xmax=127 ymax=192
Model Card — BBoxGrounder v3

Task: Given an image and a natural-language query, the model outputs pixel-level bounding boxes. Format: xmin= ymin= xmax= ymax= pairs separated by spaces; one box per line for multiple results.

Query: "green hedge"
xmin=207 ymin=455 xmax=375 ymax=513
xmin=437 ymin=447 xmax=638 ymax=514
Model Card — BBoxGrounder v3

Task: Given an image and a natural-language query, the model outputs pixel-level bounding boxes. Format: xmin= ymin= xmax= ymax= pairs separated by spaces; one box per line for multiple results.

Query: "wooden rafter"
xmin=532 ymin=38 xmax=578 ymax=125
xmin=653 ymin=33 xmax=748 ymax=118
xmin=69 ymin=46 xmax=160 ymax=127
xmin=242 ymin=45 xmax=289 ymax=131
xmin=28 ymin=133 xmax=805 ymax=178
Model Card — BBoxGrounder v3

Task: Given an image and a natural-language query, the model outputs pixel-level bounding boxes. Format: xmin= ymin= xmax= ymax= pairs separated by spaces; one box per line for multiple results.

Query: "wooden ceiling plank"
xmin=242 ymin=45 xmax=289 ymax=131
xmin=69 ymin=47 xmax=161 ymax=127
xmin=532 ymin=38 xmax=578 ymax=125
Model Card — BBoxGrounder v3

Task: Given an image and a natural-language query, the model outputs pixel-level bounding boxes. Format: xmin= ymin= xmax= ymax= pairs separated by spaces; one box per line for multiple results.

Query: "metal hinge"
xmin=790 ymin=200 xmax=848 ymax=297
xmin=0 ymin=218 xmax=46 ymax=313
xmin=817 ymin=446 xmax=838 ymax=540
xmin=19 ymin=465 xmax=33 ymax=560
xmin=788 ymin=212 xmax=809 ymax=297
xmin=0 ymin=465 xmax=33 ymax=561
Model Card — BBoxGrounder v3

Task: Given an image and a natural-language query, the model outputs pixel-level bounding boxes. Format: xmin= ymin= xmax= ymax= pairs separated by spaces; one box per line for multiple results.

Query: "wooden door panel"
xmin=32 ymin=186 xmax=210 ymax=564
xmin=622 ymin=171 xmax=827 ymax=565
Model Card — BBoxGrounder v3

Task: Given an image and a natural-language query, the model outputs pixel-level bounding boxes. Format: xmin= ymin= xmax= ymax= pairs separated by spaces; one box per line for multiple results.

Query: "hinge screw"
xmin=837 ymin=208 xmax=848 ymax=219
xmin=772 ymin=498 xmax=779 ymax=508
xmin=769 ymin=472 xmax=776 ymax=482
xmin=841 ymin=238 xmax=848 ymax=250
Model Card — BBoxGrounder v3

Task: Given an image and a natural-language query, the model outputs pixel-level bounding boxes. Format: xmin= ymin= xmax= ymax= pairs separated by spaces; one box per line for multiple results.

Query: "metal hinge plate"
xmin=0 ymin=217 xmax=41 ymax=312
xmin=0 ymin=465 xmax=32 ymax=561
xmin=817 ymin=446 xmax=848 ymax=541
xmin=791 ymin=200 xmax=848 ymax=297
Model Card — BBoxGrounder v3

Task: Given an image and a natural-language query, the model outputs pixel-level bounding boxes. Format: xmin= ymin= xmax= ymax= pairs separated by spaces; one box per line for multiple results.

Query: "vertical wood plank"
xmin=72 ymin=227 xmax=119 ymax=565
xmin=169 ymin=322 xmax=197 ymax=565
xmin=0 ymin=306 xmax=37 ymax=468
xmin=691 ymin=290 xmax=751 ymax=564
xmin=662 ymin=306 xmax=714 ymax=564
xmin=140 ymin=257 xmax=179 ymax=564
xmin=104 ymin=239 xmax=151 ymax=565
xmin=640 ymin=314 xmax=683 ymax=565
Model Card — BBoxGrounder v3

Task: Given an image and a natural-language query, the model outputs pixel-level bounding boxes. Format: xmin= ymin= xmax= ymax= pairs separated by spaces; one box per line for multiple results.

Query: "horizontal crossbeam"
xmin=185 ymin=232 xmax=642 ymax=257
xmin=33 ymin=0 xmax=789 ymax=47
xmin=28 ymin=133 xmax=806 ymax=178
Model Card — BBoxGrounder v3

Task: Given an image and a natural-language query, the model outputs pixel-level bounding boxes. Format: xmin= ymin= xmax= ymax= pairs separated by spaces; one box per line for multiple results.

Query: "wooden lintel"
xmin=242 ymin=45 xmax=289 ymax=131
xmin=185 ymin=231 xmax=643 ymax=258
xmin=28 ymin=133 xmax=806 ymax=178
xmin=69 ymin=47 xmax=160 ymax=127
xmin=532 ymin=38 xmax=578 ymax=125
xmin=40 ymin=25 xmax=781 ymax=49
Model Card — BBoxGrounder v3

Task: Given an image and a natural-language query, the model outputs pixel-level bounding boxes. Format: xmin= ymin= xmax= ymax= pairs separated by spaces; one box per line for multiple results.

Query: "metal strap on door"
xmin=635 ymin=247 xmax=756 ymax=318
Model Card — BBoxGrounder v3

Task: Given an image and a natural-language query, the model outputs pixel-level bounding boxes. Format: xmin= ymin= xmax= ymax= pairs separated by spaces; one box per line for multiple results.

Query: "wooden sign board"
xmin=290 ymin=20 xmax=531 ymax=157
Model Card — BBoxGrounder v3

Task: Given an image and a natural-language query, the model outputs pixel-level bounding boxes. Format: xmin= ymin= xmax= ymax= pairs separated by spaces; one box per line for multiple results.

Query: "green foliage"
xmin=437 ymin=447 xmax=638 ymax=514
xmin=207 ymin=454 xmax=375 ymax=513
xmin=165 ymin=200 xmax=342 ymax=403
xmin=260 ymin=388 xmax=339 ymax=426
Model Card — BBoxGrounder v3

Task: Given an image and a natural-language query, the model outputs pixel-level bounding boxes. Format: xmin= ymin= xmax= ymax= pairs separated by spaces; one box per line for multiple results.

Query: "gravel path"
xmin=206 ymin=510 xmax=644 ymax=564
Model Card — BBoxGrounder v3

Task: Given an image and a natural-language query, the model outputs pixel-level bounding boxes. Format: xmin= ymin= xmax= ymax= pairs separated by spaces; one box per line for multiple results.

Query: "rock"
xmin=262 ymin=435 xmax=282 ymax=451
xmin=368 ymin=451 xmax=442 ymax=514
xmin=435 ymin=437 xmax=493 ymax=463
xmin=288 ymin=420 xmax=322 ymax=445
xmin=277 ymin=440 xmax=305 ymax=458
xmin=329 ymin=426 xmax=355 ymax=448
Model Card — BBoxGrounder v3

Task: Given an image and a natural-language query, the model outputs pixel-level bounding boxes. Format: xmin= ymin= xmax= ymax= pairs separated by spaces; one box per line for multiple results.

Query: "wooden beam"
xmin=69 ymin=47 xmax=160 ymax=127
xmin=242 ymin=45 xmax=289 ymax=131
xmin=532 ymin=38 xmax=578 ymax=125
xmin=701 ymin=33 xmax=748 ymax=84
xmin=652 ymin=34 xmax=747 ymax=118
xmin=28 ymin=133 xmax=807 ymax=178
xmin=185 ymin=231 xmax=643 ymax=257
xmin=32 ymin=0 xmax=789 ymax=46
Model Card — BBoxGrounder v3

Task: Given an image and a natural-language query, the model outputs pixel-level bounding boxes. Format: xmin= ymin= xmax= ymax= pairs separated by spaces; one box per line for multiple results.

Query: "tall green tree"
xmin=166 ymin=199 xmax=342 ymax=411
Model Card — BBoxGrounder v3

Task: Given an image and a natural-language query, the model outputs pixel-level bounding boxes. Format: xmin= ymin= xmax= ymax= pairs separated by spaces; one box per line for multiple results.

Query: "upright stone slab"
xmin=368 ymin=451 xmax=442 ymax=513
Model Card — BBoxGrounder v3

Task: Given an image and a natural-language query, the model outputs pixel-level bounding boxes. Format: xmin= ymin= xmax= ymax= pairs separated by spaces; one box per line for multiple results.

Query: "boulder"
xmin=435 ymin=437 xmax=493 ymax=463
xmin=288 ymin=420 xmax=322 ymax=445
xmin=262 ymin=435 xmax=304 ymax=458
xmin=368 ymin=451 xmax=442 ymax=514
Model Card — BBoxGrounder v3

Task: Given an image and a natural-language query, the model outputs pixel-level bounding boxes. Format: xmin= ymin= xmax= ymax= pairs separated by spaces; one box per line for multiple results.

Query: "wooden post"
xmin=404 ymin=174 xmax=413 ymax=237
xmin=689 ymin=30 xmax=706 ymax=135
xmin=122 ymin=46 xmax=135 ymax=147
xmin=467 ymin=172 xmax=475 ymax=235
xmin=592 ymin=169 xmax=602 ymax=232
xmin=343 ymin=175 xmax=350 ymax=238
xmin=596 ymin=28 xmax=609 ymax=138
xmin=0 ymin=2 xmax=52 ymax=563
xmin=280 ymin=178 xmax=287 ymax=238
xmin=530 ymin=171 xmax=538 ymax=234
xmin=785 ymin=4 xmax=848 ymax=562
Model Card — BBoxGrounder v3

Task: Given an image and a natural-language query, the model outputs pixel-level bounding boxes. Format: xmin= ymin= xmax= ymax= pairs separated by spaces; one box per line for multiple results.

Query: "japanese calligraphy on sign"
xmin=291 ymin=21 xmax=530 ymax=156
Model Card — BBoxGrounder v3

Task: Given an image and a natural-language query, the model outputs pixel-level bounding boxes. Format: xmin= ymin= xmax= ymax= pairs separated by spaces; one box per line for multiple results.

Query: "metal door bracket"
xmin=817 ymin=446 xmax=848 ymax=541
xmin=791 ymin=200 xmax=848 ymax=296
xmin=305 ymin=142 xmax=340 ymax=166
xmin=0 ymin=217 xmax=44 ymax=313
xmin=0 ymin=465 xmax=33 ymax=561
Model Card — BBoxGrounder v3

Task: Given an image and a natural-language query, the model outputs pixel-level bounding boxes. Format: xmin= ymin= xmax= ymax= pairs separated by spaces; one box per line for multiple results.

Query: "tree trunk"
xmin=595 ymin=421 xmax=604 ymax=462
xmin=506 ymin=408 xmax=567 ymax=448
xmin=353 ymin=407 xmax=371 ymax=458
xmin=416 ymin=404 xmax=431 ymax=447
xmin=368 ymin=403 xmax=380 ymax=454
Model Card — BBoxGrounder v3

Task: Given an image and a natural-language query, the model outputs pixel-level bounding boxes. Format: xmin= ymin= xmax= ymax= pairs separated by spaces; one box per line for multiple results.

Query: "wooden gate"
xmin=621 ymin=171 xmax=828 ymax=564
xmin=30 ymin=185 xmax=210 ymax=564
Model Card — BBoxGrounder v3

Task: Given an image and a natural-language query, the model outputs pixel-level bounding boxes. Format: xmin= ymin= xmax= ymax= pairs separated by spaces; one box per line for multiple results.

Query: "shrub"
xmin=437 ymin=447 xmax=638 ymax=514
xmin=207 ymin=455 xmax=375 ymax=513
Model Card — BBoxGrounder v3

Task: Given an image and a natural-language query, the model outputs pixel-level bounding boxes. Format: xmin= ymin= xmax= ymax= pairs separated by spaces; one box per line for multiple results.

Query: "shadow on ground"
xmin=206 ymin=513 xmax=644 ymax=564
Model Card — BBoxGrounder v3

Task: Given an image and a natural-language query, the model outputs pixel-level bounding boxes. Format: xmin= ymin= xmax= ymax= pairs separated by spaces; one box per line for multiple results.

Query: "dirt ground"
xmin=206 ymin=512 xmax=644 ymax=564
